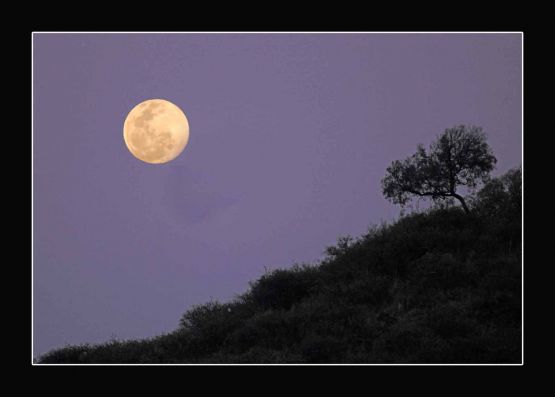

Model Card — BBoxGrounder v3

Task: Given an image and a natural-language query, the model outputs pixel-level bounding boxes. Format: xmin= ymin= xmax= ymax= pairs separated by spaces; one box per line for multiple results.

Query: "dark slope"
xmin=38 ymin=169 xmax=521 ymax=364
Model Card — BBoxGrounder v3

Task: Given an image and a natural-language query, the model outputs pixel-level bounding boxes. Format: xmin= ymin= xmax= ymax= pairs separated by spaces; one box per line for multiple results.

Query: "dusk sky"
xmin=33 ymin=33 xmax=522 ymax=357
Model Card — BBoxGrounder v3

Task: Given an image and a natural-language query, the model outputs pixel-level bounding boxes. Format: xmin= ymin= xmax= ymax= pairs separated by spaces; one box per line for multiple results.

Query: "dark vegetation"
xmin=38 ymin=127 xmax=521 ymax=364
xmin=382 ymin=125 xmax=496 ymax=214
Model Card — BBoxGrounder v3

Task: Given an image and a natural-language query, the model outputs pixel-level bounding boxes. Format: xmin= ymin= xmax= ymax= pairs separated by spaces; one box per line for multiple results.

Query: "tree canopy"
xmin=381 ymin=125 xmax=497 ymax=213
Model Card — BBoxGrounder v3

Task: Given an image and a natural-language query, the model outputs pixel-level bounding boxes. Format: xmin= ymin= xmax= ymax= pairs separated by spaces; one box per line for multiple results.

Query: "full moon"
xmin=123 ymin=99 xmax=190 ymax=164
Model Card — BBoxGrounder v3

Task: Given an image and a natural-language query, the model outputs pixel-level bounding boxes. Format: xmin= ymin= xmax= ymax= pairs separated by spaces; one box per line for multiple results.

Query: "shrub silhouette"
xmin=245 ymin=264 xmax=320 ymax=311
xmin=38 ymin=168 xmax=521 ymax=364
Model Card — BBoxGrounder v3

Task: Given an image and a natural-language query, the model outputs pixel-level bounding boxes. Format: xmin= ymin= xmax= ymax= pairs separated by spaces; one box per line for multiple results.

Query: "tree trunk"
xmin=452 ymin=193 xmax=470 ymax=214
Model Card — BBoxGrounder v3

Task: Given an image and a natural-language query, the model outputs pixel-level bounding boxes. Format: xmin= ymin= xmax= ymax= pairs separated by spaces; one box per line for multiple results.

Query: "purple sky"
xmin=33 ymin=33 xmax=522 ymax=356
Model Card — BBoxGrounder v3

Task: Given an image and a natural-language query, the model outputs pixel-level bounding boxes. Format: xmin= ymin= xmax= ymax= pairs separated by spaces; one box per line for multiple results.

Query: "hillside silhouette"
xmin=38 ymin=167 xmax=521 ymax=364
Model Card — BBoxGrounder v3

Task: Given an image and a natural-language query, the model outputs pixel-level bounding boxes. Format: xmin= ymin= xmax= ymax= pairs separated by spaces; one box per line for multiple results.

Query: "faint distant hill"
xmin=38 ymin=168 xmax=521 ymax=364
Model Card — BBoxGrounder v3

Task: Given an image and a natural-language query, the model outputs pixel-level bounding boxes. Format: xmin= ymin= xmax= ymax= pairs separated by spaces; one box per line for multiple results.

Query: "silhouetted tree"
xmin=381 ymin=125 xmax=496 ymax=214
